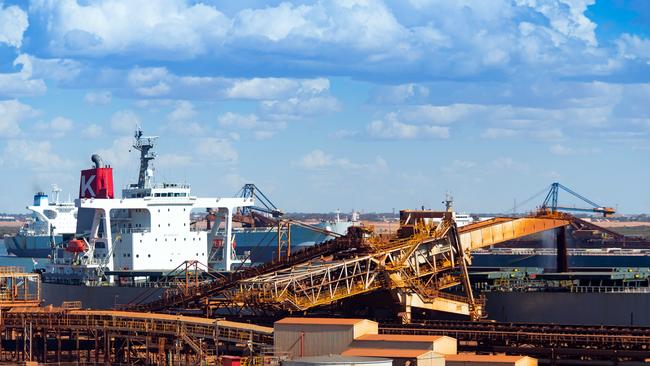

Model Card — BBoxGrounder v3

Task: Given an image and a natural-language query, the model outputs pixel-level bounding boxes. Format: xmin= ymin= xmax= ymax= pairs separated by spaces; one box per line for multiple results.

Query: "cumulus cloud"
xmin=96 ymin=136 xmax=134 ymax=168
xmin=217 ymin=112 xmax=260 ymax=129
xmin=261 ymin=96 xmax=341 ymax=119
xmin=0 ymin=55 xmax=47 ymax=98
xmin=84 ymin=91 xmax=111 ymax=105
xmin=366 ymin=113 xmax=450 ymax=140
xmin=31 ymin=0 xmax=230 ymax=58
xmin=0 ymin=3 xmax=28 ymax=48
xmin=195 ymin=138 xmax=238 ymax=162
xmin=296 ymin=149 xmax=390 ymax=175
xmin=217 ymin=112 xmax=286 ymax=139
xmin=36 ymin=116 xmax=74 ymax=138
xmin=1 ymin=140 xmax=73 ymax=171
xmin=0 ymin=100 xmax=38 ymax=137
xmin=164 ymin=101 xmax=204 ymax=136
xmin=372 ymin=83 xmax=430 ymax=104
xmin=124 ymin=67 xmax=335 ymax=102
xmin=81 ymin=124 xmax=103 ymax=138
xmin=110 ymin=110 xmax=140 ymax=133
xmin=27 ymin=0 xmax=614 ymax=80
xmin=549 ymin=143 xmax=600 ymax=156
xmin=481 ymin=128 xmax=520 ymax=139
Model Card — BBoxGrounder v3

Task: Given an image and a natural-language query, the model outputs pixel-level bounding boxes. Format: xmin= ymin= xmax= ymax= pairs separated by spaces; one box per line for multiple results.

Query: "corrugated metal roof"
xmin=275 ymin=317 xmax=370 ymax=325
xmin=446 ymin=354 xmax=529 ymax=362
xmin=288 ymin=355 xmax=391 ymax=364
xmin=342 ymin=348 xmax=440 ymax=358
xmin=356 ymin=334 xmax=448 ymax=342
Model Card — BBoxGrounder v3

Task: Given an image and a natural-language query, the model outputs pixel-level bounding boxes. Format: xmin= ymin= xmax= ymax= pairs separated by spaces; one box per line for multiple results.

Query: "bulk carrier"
xmin=4 ymin=188 xmax=77 ymax=257
xmin=41 ymin=129 xmax=257 ymax=308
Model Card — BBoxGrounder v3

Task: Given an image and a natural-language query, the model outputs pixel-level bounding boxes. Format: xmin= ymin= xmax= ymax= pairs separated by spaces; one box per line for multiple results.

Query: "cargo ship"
xmin=4 ymin=188 xmax=77 ymax=257
xmin=41 ymin=129 xmax=254 ymax=307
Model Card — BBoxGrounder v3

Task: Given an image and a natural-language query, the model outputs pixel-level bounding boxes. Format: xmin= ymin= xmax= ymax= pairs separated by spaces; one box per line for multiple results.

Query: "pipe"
xmin=300 ymin=331 xmax=304 ymax=357
xmin=91 ymin=154 xmax=103 ymax=169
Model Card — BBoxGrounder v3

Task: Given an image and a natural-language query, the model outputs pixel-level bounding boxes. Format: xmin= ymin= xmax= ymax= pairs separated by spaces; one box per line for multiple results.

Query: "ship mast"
xmin=132 ymin=128 xmax=159 ymax=189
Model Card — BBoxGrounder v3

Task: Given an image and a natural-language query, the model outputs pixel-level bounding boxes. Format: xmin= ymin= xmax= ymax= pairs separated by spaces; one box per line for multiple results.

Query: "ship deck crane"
xmin=542 ymin=182 xmax=615 ymax=217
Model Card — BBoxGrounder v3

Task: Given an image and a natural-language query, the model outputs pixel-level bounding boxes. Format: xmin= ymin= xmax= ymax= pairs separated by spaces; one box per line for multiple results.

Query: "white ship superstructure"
xmin=23 ymin=188 xmax=77 ymax=237
xmin=4 ymin=187 xmax=77 ymax=257
xmin=44 ymin=129 xmax=253 ymax=285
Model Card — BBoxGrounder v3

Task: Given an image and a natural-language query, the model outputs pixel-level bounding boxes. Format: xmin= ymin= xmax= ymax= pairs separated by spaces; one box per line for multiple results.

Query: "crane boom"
xmin=542 ymin=182 xmax=615 ymax=216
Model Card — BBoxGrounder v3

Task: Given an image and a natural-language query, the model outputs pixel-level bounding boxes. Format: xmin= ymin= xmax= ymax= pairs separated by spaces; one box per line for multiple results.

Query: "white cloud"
xmin=549 ymin=144 xmax=573 ymax=156
xmin=490 ymin=157 xmax=528 ymax=171
xmin=0 ymin=99 xmax=38 ymax=137
xmin=156 ymin=153 xmax=192 ymax=168
xmin=297 ymin=149 xmax=332 ymax=169
xmin=0 ymin=3 xmax=28 ymax=48
xmin=165 ymin=101 xmax=203 ymax=136
xmin=254 ymin=131 xmax=276 ymax=140
xmin=217 ymin=112 xmax=286 ymax=139
xmin=125 ymin=67 xmax=334 ymax=102
xmin=481 ymin=128 xmax=519 ymax=139
xmin=261 ymin=96 xmax=341 ymax=118
xmin=97 ymin=136 xmax=133 ymax=168
xmin=0 ymin=55 xmax=47 ymax=98
xmin=26 ymin=54 xmax=82 ymax=83
xmin=296 ymin=149 xmax=389 ymax=174
xmin=398 ymin=104 xmax=482 ymax=125
xmin=223 ymin=173 xmax=248 ymax=191
xmin=28 ymin=0 xmax=609 ymax=81
xmin=31 ymin=0 xmax=230 ymax=58
xmin=84 ymin=91 xmax=112 ymax=105
xmin=82 ymin=124 xmax=103 ymax=138
xmin=366 ymin=113 xmax=450 ymax=140
xmin=549 ymin=143 xmax=600 ymax=156
xmin=233 ymin=1 xmax=406 ymax=51
xmin=1 ymin=140 xmax=73 ymax=171
xmin=37 ymin=116 xmax=74 ymax=138
xmin=373 ymin=83 xmax=430 ymax=104
xmin=226 ymin=78 xmax=330 ymax=100
xmin=110 ymin=110 xmax=139 ymax=133
xmin=195 ymin=138 xmax=238 ymax=162
xmin=218 ymin=112 xmax=259 ymax=129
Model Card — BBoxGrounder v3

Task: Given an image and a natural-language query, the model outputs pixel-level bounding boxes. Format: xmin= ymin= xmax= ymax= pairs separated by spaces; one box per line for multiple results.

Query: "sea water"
xmin=0 ymin=239 xmax=48 ymax=270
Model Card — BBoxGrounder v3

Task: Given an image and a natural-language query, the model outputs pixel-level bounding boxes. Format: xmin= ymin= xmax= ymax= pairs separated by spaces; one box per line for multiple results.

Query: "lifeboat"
xmin=65 ymin=239 xmax=87 ymax=253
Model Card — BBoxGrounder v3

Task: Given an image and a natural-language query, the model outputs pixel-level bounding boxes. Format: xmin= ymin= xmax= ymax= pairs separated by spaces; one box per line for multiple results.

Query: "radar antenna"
xmin=132 ymin=127 xmax=159 ymax=189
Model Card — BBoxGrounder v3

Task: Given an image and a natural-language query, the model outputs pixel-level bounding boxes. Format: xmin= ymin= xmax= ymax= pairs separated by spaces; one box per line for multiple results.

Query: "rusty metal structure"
xmin=380 ymin=320 xmax=650 ymax=362
xmin=0 ymin=266 xmax=40 ymax=308
xmin=0 ymin=306 xmax=274 ymax=365
xmin=138 ymin=211 xmax=578 ymax=321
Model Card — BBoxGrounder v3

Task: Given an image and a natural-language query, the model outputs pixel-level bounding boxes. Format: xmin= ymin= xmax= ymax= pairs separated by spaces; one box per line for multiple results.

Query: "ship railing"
xmin=571 ymin=285 xmax=650 ymax=293
xmin=0 ymin=266 xmax=25 ymax=273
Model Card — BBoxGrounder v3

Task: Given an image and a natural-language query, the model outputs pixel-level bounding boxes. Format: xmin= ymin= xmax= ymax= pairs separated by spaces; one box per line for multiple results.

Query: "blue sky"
xmin=0 ymin=0 xmax=649 ymax=214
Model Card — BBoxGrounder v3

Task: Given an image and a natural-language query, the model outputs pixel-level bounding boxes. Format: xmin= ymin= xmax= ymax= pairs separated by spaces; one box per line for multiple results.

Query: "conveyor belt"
xmin=381 ymin=320 xmax=650 ymax=360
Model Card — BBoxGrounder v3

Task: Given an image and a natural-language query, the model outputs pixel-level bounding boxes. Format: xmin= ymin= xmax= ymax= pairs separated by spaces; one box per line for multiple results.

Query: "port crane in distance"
xmin=541 ymin=182 xmax=615 ymax=217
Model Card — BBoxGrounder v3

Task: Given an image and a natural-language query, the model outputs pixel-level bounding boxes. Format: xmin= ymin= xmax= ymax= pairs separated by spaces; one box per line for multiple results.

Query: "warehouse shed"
xmin=445 ymin=354 xmax=538 ymax=366
xmin=275 ymin=318 xmax=379 ymax=358
xmin=350 ymin=334 xmax=457 ymax=355
xmin=283 ymin=355 xmax=393 ymax=366
xmin=341 ymin=348 xmax=444 ymax=366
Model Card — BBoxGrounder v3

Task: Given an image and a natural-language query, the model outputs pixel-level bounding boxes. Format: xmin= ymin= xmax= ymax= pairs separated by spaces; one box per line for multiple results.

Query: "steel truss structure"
xmin=143 ymin=213 xmax=576 ymax=321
